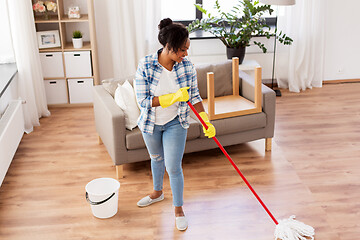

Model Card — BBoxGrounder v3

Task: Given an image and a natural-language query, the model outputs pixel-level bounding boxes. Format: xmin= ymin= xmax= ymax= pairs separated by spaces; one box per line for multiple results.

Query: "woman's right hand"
xmin=159 ymin=87 xmax=189 ymax=108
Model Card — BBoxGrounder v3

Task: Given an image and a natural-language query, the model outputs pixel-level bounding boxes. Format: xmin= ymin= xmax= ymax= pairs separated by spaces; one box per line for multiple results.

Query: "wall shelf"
xmin=34 ymin=16 xmax=59 ymax=23
xmin=64 ymin=41 xmax=91 ymax=50
xmin=60 ymin=14 xmax=89 ymax=22
xmin=39 ymin=47 xmax=62 ymax=53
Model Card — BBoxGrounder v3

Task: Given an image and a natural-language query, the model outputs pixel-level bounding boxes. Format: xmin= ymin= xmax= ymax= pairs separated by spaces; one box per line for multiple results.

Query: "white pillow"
xmin=102 ymin=75 xmax=134 ymax=97
xmin=114 ymin=80 xmax=140 ymax=130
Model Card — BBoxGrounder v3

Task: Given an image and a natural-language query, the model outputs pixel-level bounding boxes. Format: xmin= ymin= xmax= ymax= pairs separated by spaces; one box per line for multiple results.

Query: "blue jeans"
xmin=141 ymin=116 xmax=187 ymax=207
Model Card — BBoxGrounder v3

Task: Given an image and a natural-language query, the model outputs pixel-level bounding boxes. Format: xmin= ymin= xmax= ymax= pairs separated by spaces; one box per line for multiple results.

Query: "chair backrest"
xmin=195 ymin=60 xmax=234 ymax=99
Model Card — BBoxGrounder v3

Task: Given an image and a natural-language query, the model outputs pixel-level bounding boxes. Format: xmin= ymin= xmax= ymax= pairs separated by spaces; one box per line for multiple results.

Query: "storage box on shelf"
xmin=32 ymin=0 xmax=98 ymax=106
xmin=67 ymin=78 xmax=94 ymax=104
xmin=44 ymin=80 xmax=68 ymax=104
xmin=64 ymin=51 xmax=92 ymax=77
xmin=39 ymin=52 xmax=64 ymax=78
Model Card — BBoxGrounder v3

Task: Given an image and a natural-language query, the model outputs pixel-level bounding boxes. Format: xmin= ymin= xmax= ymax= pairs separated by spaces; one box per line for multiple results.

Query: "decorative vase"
xmin=72 ymin=38 xmax=83 ymax=49
xmin=226 ymin=47 xmax=246 ymax=64
xmin=43 ymin=11 xmax=49 ymax=20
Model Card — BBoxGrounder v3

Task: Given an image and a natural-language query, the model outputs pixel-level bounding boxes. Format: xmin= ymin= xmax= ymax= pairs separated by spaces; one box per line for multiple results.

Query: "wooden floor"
xmin=0 ymin=83 xmax=359 ymax=240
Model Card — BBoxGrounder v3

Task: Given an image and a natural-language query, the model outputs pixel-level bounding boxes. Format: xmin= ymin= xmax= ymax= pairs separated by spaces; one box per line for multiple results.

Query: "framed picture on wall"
xmin=37 ymin=30 xmax=61 ymax=49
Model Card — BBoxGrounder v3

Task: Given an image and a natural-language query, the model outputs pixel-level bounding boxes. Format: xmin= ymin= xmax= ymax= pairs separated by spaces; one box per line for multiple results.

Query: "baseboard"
xmin=48 ymin=103 xmax=93 ymax=108
xmin=323 ymin=79 xmax=360 ymax=84
xmin=262 ymin=78 xmax=277 ymax=88
xmin=264 ymin=83 xmax=276 ymax=88
xmin=263 ymin=79 xmax=360 ymax=88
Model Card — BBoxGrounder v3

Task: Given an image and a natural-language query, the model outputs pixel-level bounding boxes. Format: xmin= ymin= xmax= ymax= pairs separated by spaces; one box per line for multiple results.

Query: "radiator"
xmin=0 ymin=100 xmax=24 ymax=186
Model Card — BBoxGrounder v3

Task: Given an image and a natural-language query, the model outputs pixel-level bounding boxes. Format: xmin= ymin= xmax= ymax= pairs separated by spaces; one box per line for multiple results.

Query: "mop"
xmin=187 ymin=101 xmax=315 ymax=240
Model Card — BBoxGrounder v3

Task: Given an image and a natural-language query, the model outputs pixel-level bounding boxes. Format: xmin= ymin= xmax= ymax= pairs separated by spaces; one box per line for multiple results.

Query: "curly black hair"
xmin=158 ymin=18 xmax=189 ymax=53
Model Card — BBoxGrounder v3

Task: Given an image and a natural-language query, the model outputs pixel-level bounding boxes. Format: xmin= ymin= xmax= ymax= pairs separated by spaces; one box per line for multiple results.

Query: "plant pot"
xmin=226 ymin=47 xmax=246 ymax=64
xmin=72 ymin=38 xmax=83 ymax=49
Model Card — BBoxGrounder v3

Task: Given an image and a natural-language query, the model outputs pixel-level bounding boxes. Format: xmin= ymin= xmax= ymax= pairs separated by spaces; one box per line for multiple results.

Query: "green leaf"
xmin=195 ymin=4 xmax=207 ymax=15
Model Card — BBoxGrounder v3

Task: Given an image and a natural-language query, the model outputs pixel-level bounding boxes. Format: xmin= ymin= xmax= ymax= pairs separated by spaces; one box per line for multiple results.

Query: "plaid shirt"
xmin=135 ymin=49 xmax=202 ymax=134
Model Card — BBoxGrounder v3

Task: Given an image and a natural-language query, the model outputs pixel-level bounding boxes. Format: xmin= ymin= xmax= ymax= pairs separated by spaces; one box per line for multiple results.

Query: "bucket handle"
xmin=86 ymin=192 xmax=115 ymax=205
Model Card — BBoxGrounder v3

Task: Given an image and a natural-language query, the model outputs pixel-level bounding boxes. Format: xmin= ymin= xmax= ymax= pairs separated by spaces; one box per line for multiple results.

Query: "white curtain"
xmin=6 ymin=0 xmax=50 ymax=133
xmin=275 ymin=0 xmax=326 ymax=92
xmin=94 ymin=0 xmax=162 ymax=80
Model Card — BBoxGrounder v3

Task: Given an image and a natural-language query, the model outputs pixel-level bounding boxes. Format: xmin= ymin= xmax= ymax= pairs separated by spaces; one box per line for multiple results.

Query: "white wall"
xmin=323 ymin=0 xmax=360 ymax=81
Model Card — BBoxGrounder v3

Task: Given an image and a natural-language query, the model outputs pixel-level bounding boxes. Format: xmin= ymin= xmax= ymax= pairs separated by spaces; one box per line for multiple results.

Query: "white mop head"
xmin=274 ymin=215 xmax=315 ymax=240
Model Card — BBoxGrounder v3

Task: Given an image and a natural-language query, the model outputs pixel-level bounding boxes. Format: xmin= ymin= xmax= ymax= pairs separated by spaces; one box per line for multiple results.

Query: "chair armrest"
xmin=240 ymin=71 xmax=276 ymax=138
xmin=92 ymin=86 xmax=128 ymax=165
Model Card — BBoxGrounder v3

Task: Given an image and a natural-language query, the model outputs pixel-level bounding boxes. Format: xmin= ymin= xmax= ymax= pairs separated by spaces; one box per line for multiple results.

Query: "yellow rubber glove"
xmin=199 ymin=112 xmax=216 ymax=138
xmin=159 ymin=87 xmax=189 ymax=108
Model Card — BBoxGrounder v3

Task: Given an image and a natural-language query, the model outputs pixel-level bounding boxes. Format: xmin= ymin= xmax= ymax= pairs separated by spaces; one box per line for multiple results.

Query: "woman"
xmin=134 ymin=18 xmax=216 ymax=231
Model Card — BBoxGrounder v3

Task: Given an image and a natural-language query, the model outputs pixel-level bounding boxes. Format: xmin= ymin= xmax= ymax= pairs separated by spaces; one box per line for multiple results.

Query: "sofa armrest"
xmin=92 ymin=85 xmax=128 ymax=165
xmin=240 ymin=71 xmax=276 ymax=138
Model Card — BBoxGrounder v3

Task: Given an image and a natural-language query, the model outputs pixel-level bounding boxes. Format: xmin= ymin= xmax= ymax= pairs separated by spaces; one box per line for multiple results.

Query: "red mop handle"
xmin=187 ymin=101 xmax=279 ymax=225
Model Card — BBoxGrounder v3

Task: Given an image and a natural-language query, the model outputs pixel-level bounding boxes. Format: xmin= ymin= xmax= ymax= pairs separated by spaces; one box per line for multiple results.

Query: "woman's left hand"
xmin=199 ymin=112 xmax=216 ymax=138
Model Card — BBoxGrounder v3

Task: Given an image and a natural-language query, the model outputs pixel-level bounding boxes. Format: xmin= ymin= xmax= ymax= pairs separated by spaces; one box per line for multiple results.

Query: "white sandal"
xmin=175 ymin=216 xmax=188 ymax=231
xmin=137 ymin=193 xmax=164 ymax=207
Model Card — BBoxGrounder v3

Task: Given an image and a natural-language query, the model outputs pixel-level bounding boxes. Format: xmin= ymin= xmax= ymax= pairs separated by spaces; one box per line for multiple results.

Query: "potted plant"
xmin=187 ymin=0 xmax=293 ymax=63
xmin=72 ymin=30 xmax=83 ymax=49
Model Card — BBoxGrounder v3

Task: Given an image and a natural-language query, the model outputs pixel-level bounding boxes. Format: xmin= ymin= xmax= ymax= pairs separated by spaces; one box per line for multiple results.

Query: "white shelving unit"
xmin=33 ymin=0 xmax=99 ymax=106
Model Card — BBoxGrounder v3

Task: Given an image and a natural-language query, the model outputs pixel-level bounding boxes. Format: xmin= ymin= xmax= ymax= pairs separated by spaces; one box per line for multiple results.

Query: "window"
xmin=202 ymin=0 xmax=240 ymax=18
xmin=161 ymin=0 xmax=196 ymax=21
xmin=161 ymin=0 xmax=277 ymax=26
xmin=0 ymin=0 xmax=16 ymax=100
xmin=0 ymin=0 xmax=15 ymax=64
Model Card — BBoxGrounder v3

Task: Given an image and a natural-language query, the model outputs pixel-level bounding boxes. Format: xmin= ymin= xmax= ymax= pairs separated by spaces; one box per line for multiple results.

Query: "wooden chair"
xmin=202 ymin=57 xmax=262 ymax=120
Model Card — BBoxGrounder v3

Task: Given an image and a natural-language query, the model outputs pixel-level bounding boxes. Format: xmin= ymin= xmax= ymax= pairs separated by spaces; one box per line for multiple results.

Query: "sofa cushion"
xmin=197 ymin=112 xmax=267 ymax=138
xmin=125 ymin=127 xmax=144 ymax=150
xmin=125 ymin=117 xmax=201 ymax=150
xmin=114 ymin=80 xmax=140 ymax=130
xmin=102 ymin=76 xmax=134 ymax=97
xmin=195 ymin=61 xmax=233 ymax=99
